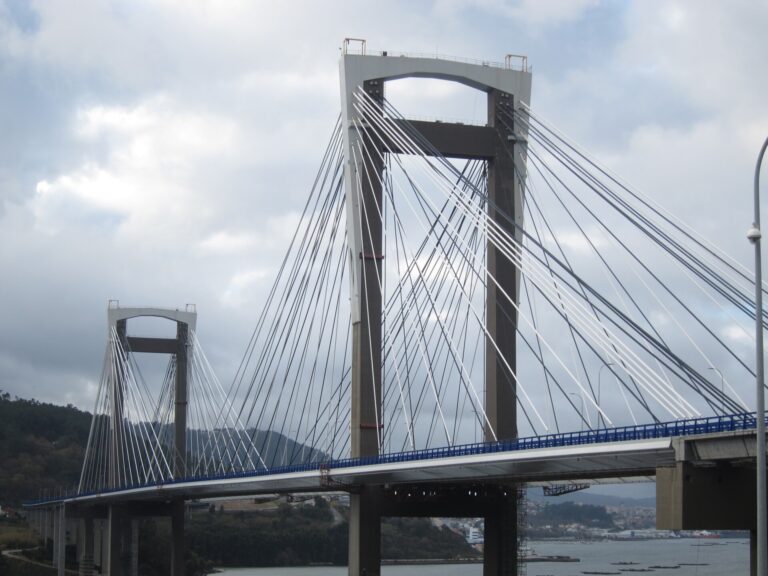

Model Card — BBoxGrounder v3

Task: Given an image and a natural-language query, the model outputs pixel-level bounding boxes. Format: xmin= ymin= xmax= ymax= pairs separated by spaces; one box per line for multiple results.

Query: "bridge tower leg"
xmin=484 ymin=88 xmax=523 ymax=576
xmin=171 ymin=321 xmax=189 ymax=576
xmin=107 ymin=321 xmax=129 ymax=576
xmin=347 ymin=78 xmax=385 ymax=576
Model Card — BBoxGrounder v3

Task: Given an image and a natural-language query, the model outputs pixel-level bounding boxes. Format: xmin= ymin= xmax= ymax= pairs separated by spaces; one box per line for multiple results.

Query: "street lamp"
xmin=598 ymin=363 xmax=615 ymax=429
xmin=568 ymin=392 xmax=587 ymax=432
xmin=708 ymin=367 xmax=725 ymax=393
xmin=749 ymin=135 xmax=768 ymax=576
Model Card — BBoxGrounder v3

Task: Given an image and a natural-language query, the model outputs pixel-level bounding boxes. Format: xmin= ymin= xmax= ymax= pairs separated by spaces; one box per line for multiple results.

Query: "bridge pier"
xmin=78 ymin=515 xmax=95 ymax=576
xmin=349 ymin=488 xmax=382 ymax=576
xmin=106 ymin=506 xmax=123 ymax=576
xmin=53 ymin=504 xmax=66 ymax=575
xmin=657 ymin=433 xmax=767 ymax=576
xmin=377 ymin=483 xmax=522 ymax=576
xmin=483 ymin=489 xmax=518 ymax=576
xmin=171 ymin=500 xmax=185 ymax=576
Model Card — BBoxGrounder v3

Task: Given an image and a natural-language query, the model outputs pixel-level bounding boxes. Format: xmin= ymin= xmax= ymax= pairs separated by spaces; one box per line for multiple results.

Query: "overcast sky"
xmin=1 ymin=0 xmax=767 ymax=424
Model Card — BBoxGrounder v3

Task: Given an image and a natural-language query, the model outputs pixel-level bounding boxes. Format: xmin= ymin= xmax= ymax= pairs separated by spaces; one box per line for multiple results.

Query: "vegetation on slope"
xmin=0 ymin=392 xmax=91 ymax=505
xmin=0 ymin=393 xmax=479 ymax=572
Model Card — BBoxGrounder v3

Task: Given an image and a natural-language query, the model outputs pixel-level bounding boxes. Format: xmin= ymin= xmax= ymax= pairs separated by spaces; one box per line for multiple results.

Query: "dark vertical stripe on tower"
xmin=485 ymin=89 xmax=520 ymax=576
xmin=349 ymin=78 xmax=385 ymax=576
xmin=485 ymin=89 xmax=519 ymax=442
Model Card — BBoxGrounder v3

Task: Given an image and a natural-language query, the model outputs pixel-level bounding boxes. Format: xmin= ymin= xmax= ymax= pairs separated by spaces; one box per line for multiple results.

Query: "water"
xmin=215 ymin=538 xmax=749 ymax=575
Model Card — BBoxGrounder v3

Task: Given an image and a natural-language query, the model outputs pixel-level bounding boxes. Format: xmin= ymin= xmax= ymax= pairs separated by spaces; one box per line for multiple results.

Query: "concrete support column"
xmin=80 ymin=517 xmax=95 ymax=576
xmin=484 ymin=89 xmax=520 ymax=443
xmin=52 ymin=507 xmax=59 ymax=566
xmin=43 ymin=509 xmax=50 ymax=554
xmin=350 ymin=78 xmax=384 ymax=460
xmin=111 ymin=320 xmax=128 ymax=490
xmin=174 ymin=323 xmax=188 ymax=480
xmin=349 ymin=488 xmax=381 ymax=576
xmin=119 ymin=517 xmax=133 ymax=576
xmin=94 ymin=519 xmax=105 ymax=574
xmin=171 ymin=500 xmax=185 ymax=576
xmin=348 ymin=78 xmax=384 ymax=576
xmin=107 ymin=506 xmax=123 ymax=576
xmin=57 ymin=506 xmax=67 ymax=576
xmin=130 ymin=520 xmax=138 ymax=576
xmin=483 ymin=90 xmax=521 ymax=576
xmin=484 ymin=490 xmax=517 ymax=576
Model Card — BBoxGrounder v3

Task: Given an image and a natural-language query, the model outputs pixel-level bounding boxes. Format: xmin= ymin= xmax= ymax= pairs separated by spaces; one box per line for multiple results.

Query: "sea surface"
xmin=215 ymin=537 xmax=749 ymax=575
xmin=213 ymin=538 xmax=749 ymax=576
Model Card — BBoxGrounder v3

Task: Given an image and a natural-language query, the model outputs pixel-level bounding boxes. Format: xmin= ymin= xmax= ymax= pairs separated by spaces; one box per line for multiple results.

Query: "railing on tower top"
xmin=341 ymin=38 xmax=530 ymax=72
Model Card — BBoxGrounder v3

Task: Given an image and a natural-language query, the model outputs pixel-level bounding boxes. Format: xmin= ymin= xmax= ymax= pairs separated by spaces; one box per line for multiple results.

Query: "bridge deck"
xmin=25 ymin=413 xmax=757 ymax=508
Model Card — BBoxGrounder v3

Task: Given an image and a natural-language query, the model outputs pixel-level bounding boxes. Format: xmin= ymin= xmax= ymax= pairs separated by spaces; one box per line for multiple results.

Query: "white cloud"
xmin=619 ymin=0 xmax=768 ymax=112
xmin=221 ymin=269 xmax=271 ymax=308
xmin=31 ymin=97 xmax=243 ymax=246
xmin=198 ymin=231 xmax=257 ymax=255
xmin=721 ymin=323 xmax=753 ymax=346
xmin=0 ymin=0 xmax=765 ymax=435
xmin=434 ymin=0 xmax=599 ymax=25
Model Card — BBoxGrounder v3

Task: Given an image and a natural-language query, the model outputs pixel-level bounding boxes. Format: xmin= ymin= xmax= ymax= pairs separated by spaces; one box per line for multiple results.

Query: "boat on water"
xmin=526 ymin=554 xmax=579 ymax=563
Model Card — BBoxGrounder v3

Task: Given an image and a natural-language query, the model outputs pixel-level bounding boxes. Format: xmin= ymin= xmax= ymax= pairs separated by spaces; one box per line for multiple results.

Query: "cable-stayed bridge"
xmin=25 ymin=42 xmax=767 ymax=576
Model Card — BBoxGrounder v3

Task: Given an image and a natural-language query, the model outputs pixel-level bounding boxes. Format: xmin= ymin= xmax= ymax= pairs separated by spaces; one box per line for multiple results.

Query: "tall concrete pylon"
xmin=340 ymin=41 xmax=532 ymax=576
xmin=105 ymin=303 xmax=197 ymax=576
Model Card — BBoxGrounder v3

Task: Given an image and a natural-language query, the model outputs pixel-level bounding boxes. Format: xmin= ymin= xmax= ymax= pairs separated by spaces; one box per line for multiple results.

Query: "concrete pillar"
xmin=350 ymin=77 xmax=384 ymax=461
xmin=107 ymin=506 xmax=123 ymax=576
xmin=94 ymin=518 xmax=105 ymax=574
xmin=52 ymin=507 xmax=59 ymax=566
xmin=483 ymin=89 xmax=521 ymax=576
xmin=171 ymin=500 xmax=185 ymax=576
xmin=130 ymin=519 xmax=138 ymax=576
xmin=119 ymin=517 xmax=133 ymax=576
xmin=80 ymin=517 xmax=95 ymax=576
xmin=43 ymin=509 xmax=50 ymax=552
xmin=57 ymin=505 xmax=66 ymax=576
xmin=484 ymin=491 xmax=517 ymax=576
xmin=484 ymin=88 xmax=520 ymax=443
xmin=349 ymin=488 xmax=382 ymax=576
xmin=111 ymin=320 xmax=128 ymax=490
xmin=348 ymin=78 xmax=385 ymax=576
xmin=175 ymin=323 xmax=188 ymax=480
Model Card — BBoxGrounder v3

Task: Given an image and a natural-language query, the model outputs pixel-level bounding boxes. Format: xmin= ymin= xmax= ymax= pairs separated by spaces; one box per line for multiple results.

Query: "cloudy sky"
xmin=1 ymin=0 xmax=767 ymax=421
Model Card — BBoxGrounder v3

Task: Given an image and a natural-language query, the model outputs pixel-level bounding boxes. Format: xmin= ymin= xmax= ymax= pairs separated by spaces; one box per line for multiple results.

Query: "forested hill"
xmin=0 ymin=391 xmax=91 ymax=504
xmin=0 ymin=392 xmax=479 ymax=572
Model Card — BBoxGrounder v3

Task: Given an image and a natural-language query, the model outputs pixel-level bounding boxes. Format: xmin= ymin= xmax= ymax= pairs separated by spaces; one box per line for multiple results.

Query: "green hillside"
xmin=0 ymin=392 xmax=479 ymax=574
xmin=0 ymin=392 xmax=91 ymax=505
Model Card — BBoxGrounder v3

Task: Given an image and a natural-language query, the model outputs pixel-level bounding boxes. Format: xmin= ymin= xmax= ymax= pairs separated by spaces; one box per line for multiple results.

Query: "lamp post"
xmin=598 ymin=363 xmax=615 ymax=429
xmin=568 ymin=392 xmax=587 ymax=432
xmin=708 ymin=367 xmax=725 ymax=393
xmin=749 ymin=136 xmax=768 ymax=576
